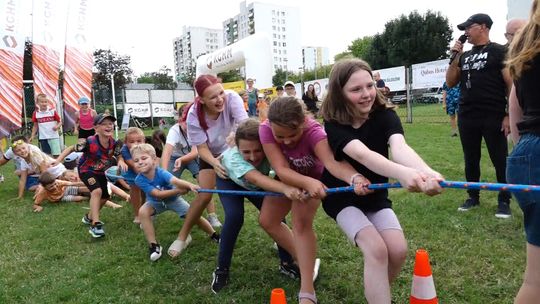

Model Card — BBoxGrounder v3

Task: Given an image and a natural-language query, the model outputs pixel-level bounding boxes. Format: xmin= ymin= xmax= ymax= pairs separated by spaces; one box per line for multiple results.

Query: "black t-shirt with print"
xmin=321 ymin=109 xmax=404 ymax=219
xmin=458 ymin=42 xmax=507 ymax=118
xmin=516 ymin=54 xmax=540 ymax=135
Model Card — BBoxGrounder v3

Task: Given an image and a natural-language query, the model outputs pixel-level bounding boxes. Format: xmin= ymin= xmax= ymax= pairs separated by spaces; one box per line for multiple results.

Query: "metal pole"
xmin=111 ymin=75 xmax=118 ymax=139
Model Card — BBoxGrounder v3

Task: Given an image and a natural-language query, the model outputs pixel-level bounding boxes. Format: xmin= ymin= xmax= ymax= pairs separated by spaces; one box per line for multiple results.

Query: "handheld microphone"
xmin=449 ymin=35 xmax=467 ymax=64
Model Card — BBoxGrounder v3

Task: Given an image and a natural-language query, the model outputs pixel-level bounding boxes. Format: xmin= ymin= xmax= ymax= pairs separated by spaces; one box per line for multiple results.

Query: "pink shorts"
xmin=336 ymin=207 xmax=402 ymax=244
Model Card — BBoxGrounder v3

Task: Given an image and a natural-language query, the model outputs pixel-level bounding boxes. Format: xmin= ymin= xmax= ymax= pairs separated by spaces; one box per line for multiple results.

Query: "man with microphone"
xmin=446 ymin=13 xmax=513 ymax=218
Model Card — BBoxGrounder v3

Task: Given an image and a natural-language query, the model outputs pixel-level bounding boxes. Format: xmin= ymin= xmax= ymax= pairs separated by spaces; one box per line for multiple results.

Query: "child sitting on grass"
xmin=131 ymin=143 xmax=218 ymax=261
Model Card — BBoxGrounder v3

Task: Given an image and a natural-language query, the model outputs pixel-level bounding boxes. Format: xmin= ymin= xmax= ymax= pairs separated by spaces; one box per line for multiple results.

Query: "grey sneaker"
xmin=81 ymin=214 xmax=92 ymax=225
xmin=279 ymin=262 xmax=300 ymax=279
xmin=458 ymin=198 xmax=479 ymax=211
xmin=495 ymin=201 xmax=511 ymax=219
xmin=89 ymin=222 xmax=105 ymax=238
xmin=207 ymin=214 xmax=222 ymax=228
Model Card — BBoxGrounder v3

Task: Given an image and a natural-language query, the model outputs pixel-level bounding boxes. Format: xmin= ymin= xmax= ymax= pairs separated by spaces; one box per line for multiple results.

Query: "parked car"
xmin=391 ymin=93 xmax=407 ymax=104
xmin=418 ymin=87 xmax=443 ymax=103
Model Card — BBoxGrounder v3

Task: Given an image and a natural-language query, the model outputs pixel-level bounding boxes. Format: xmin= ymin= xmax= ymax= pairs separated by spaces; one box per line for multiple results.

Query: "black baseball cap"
xmin=457 ymin=13 xmax=493 ymax=30
xmin=93 ymin=113 xmax=116 ymax=125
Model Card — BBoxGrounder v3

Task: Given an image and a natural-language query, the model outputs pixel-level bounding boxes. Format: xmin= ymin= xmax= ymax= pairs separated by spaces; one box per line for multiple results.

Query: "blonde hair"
xmin=124 ymin=127 xmax=145 ymax=140
xmin=36 ymin=93 xmax=49 ymax=103
xmin=320 ymin=58 xmax=393 ymax=125
xmin=507 ymin=0 xmax=540 ymax=79
xmin=130 ymin=143 xmax=156 ymax=158
xmin=13 ymin=142 xmax=53 ymax=173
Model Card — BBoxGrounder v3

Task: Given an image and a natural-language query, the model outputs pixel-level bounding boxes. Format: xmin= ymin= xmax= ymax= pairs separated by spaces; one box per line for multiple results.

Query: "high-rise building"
xmin=222 ymin=1 xmax=302 ymax=74
xmin=173 ymin=26 xmax=224 ymax=81
xmin=302 ymin=46 xmax=330 ymax=71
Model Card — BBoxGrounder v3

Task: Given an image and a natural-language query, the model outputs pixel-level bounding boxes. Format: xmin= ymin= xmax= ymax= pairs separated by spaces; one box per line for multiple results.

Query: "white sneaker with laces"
xmin=207 ymin=214 xmax=222 ymax=228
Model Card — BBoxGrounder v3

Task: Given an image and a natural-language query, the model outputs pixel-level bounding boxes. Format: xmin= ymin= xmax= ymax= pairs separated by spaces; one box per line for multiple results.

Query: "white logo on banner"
xmin=125 ymin=103 xmax=151 ymax=118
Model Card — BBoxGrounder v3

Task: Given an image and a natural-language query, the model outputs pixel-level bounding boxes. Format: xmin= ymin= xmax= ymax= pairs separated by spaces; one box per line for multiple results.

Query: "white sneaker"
xmin=313 ymin=258 xmax=321 ymax=282
xmin=0 ymin=174 xmax=4 ymax=183
xmin=167 ymin=234 xmax=192 ymax=258
xmin=207 ymin=214 xmax=222 ymax=228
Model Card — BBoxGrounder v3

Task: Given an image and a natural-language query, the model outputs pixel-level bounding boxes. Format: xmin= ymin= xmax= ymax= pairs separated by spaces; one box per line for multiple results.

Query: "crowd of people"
xmin=1 ymin=5 xmax=540 ymax=303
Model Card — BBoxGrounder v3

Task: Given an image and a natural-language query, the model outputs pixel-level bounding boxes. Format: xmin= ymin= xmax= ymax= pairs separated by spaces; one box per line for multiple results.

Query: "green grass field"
xmin=0 ymin=106 xmax=525 ymax=303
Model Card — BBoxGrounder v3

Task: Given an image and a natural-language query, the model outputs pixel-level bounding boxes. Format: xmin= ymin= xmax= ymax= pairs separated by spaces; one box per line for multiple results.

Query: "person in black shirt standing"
xmin=446 ymin=13 xmax=513 ymax=218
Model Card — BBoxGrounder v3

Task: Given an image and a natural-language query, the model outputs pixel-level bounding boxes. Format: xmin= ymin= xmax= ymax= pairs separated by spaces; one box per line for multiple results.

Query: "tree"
xmin=93 ymin=49 xmax=133 ymax=89
xmin=137 ymin=66 xmax=176 ymax=89
xmin=377 ymin=11 xmax=452 ymax=68
xmin=217 ymin=69 xmax=243 ymax=83
xmin=364 ymin=34 xmax=389 ymax=69
xmin=349 ymin=36 xmax=373 ymax=59
xmin=272 ymin=68 xmax=287 ymax=86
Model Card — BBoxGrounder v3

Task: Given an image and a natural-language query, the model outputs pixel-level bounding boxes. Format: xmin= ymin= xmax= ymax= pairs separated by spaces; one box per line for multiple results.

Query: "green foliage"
xmin=93 ymin=49 xmax=133 ymax=90
xmin=217 ymin=69 xmax=243 ymax=83
xmin=272 ymin=68 xmax=287 ymax=86
xmin=366 ymin=11 xmax=452 ymax=69
xmin=137 ymin=66 xmax=176 ymax=89
xmin=349 ymin=36 xmax=374 ymax=59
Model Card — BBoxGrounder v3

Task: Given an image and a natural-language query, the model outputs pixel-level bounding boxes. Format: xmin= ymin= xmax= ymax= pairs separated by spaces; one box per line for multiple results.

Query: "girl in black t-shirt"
xmin=319 ymin=58 xmax=443 ymax=303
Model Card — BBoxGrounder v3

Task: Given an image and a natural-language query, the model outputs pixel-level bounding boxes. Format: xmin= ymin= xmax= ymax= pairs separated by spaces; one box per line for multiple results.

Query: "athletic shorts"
xmin=336 ymin=207 xmax=402 ymax=245
xmin=80 ymin=172 xmax=110 ymax=200
xmin=145 ymin=196 xmax=190 ymax=219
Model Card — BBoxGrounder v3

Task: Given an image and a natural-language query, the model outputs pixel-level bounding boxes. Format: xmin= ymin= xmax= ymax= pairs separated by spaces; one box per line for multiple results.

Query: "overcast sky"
xmin=89 ymin=0 xmax=512 ymax=75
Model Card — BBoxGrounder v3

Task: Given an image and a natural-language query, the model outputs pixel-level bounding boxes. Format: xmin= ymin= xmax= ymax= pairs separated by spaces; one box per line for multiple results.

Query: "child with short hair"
xmin=29 ymin=93 xmax=62 ymax=157
xmin=131 ymin=143 xmax=218 ymax=261
xmin=53 ymin=113 xmax=123 ymax=238
xmin=32 ymin=171 xmax=87 ymax=212
xmin=117 ymin=127 xmax=146 ymax=223
xmin=211 ymin=118 xmax=309 ymax=293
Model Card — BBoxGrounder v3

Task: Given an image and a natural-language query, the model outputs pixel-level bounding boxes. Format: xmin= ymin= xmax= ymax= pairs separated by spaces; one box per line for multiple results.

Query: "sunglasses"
xmin=11 ymin=139 xmax=25 ymax=148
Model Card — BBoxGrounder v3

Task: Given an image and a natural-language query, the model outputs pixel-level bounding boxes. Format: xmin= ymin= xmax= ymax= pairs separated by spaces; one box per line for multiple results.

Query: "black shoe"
xmin=149 ymin=243 xmax=162 ymax=261
xmin=279 ymin=261 xmax=300 ymax=279
xmin=495 ymin=201 xmax=511 ymax=219
xmin=210 ymin=232 xmax=220 ymax=244
xmin=458 ymin=198 xmax=479 ymax=211
xmin=211 ymin=267 xmax=229 ymax=293
xmin=88 ymin=221 xmax=105 ymax=238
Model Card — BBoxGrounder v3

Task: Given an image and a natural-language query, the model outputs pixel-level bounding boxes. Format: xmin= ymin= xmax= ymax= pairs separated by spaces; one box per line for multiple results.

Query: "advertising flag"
xmin=63 ymin=0 xmax=93 ymax=131
xmin=0 ymin=0 xmax=27 ymax=137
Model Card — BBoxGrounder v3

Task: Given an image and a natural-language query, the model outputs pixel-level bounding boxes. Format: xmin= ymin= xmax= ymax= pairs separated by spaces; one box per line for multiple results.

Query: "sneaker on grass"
xmin=458 ymin=198 xmax=479 ymax=211
xmin=149 ymin=243 xmax=162 ymax=261
xmin=495 ymin=201 xmax=511 ymax=219
xmin=207 ymin=214 xmax=222 ymax=228
xmin=82 ymin=213 xmax=92 ymax=225
xmin=89 ymin=222 xmax=105 ymax=238
xmin=279 ymin=261 xmax=300 ymax=279
xmin=211 ymin=267 xmax=229 ymax=294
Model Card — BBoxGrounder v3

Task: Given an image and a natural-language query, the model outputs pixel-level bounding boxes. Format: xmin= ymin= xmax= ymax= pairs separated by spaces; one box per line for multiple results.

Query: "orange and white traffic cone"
xmin=270 ymin=288 xmax=287 ymax=304
xmin=410 ymin=249 xmax=438 ymax=304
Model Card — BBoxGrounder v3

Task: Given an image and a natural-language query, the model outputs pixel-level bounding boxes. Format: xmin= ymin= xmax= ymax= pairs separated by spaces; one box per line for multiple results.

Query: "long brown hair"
xmin=320 ymin=58 xmax=392 ymax=125
xmin=507 ymin=0 xmax=540 ymax=80
xmin=193 ymin=75 xmax=221 ymax=131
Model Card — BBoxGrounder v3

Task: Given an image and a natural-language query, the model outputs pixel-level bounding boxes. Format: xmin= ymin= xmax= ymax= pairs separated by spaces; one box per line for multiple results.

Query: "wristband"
xmin=350 ymin=173 xmax=363 ymax=186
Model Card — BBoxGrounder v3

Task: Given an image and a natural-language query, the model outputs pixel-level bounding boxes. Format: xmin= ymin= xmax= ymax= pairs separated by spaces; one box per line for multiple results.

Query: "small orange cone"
xmin=270 ymin=288 xmax=287 ymax=304
xmin=410 ymin=249 xmax=438 ymax=304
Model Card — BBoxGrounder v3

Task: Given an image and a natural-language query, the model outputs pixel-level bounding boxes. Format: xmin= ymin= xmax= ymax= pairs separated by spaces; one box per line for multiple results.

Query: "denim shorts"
xmin=145 ymin=196 xmax=190 ymax=219
xmin=507 ymin=133 xmax=540 ymax=246
xmin=168 ymin=156 xmax=199 ymax=179
xmin=25 ymin=175 xmax=39 ymax=190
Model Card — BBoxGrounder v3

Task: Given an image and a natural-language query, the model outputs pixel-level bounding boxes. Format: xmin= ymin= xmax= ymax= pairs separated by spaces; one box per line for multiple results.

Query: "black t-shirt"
xmin=458 ymin=42 xmax=508 ymax=118
xmin=321 ymin=109 xmax=404 ymax=219
xmin=516 ymin=54 xmax=540 ymax=135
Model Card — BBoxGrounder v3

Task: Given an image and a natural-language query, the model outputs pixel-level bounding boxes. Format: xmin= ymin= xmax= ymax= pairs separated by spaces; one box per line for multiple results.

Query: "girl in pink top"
xmin=74 ymin=96 xmax=97 ymax=140
xmin=259 ymin=97 xmax=368 ymax=304
xmin=167 ymin=75 xmax=248 ymax=258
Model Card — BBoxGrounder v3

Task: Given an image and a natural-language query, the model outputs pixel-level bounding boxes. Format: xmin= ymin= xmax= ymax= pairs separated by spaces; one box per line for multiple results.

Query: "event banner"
xmin=411 ymin=59 xmax=448 ymax=90
xmin=62 ymin=0 xmax=93 ymax=131
xmin=0 ymin=0 xmax=27 ymax=137
xmin=124 ymin=103 xmax=151 ymax=118
xmin=151 ymin=103 xmax=175 ymax=118
xmin=32 ymin=0 xmax=68 ymax=108
xmin=375 ymin=66 xmax=406 ymax=92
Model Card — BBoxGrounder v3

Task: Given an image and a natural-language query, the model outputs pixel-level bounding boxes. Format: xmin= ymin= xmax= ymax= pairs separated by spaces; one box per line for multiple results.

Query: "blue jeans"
xmin=507 ymin=134 xmax=540 ymax=246
xmin=216 ymin=177 xmax=293 ymax=269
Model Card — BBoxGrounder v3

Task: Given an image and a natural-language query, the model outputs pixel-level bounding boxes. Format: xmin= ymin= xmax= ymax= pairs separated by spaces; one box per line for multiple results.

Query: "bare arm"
xmin=509 ymin=85 xmax=523 ymax=144
xmin=160 ymin=143 xmax=174 ymax=169
xmin=17 ymin=169 xmax=28 ymax=198
xmin=53 ymin=145 xmax=75 ymax=165
xmin=388 ymin=134 xmax=442 ymax=178
xmin=29 ymin=124 xmax=38 ymax=142
xmin=313 ymin=139 xmax=361 ymax=185
xmin=170 ymin=176 xmax=199 ymax=194
xmin=261 ymin=142 xmax=315 ymax=191
xmin=149 ymin=188 xmax=184 ymax=200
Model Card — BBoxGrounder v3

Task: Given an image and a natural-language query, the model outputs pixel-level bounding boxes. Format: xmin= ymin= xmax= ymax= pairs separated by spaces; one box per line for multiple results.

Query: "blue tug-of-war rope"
xmin=197 ymin=181 xmax=540 ymax=196
xmin=104 ymin=168 xmax=540 ymax=197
